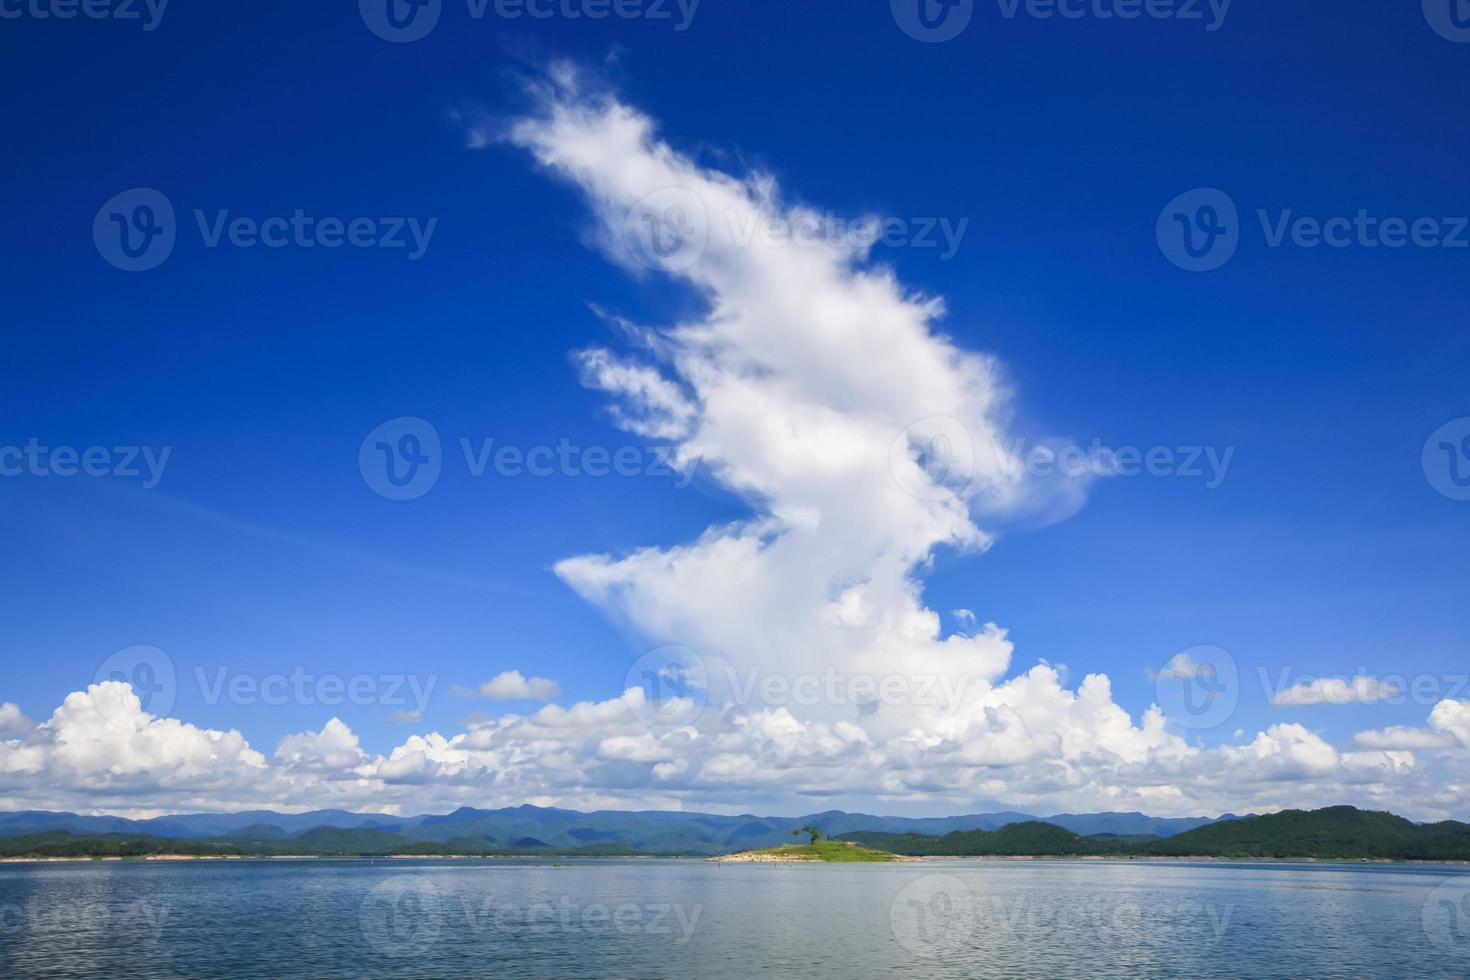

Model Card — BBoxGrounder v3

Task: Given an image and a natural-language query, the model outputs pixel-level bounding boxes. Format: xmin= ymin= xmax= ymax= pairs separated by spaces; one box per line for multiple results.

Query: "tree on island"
xmin=794 ymin=824 xmax=822 ymax=843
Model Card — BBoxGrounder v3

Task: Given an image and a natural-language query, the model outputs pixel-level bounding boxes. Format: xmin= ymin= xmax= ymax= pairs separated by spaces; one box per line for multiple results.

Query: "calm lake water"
xmin=1 ymin=858 xmax=1468 ymax=978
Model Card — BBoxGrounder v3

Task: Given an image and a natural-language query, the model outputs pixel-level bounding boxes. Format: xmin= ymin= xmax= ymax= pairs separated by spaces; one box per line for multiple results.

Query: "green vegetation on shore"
xmin=844 ymin=821 xmax=1116 ymax=857
xmin=841 ymin=807 xmax=1470 ymax=861
xmin=0 ymin=828 xmax=680 ymax=860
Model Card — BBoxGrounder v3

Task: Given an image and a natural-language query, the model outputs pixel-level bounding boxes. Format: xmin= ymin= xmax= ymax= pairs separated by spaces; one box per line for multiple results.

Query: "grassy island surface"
xmin=710 ymin=840 xmax=903 ymax=863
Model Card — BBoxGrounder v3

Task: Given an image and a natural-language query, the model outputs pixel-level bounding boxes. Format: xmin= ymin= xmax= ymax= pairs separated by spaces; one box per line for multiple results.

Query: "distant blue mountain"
xmin=0 ymin=805 xmax=1230 ymax=852
xmin=1042 ymin=811 xmax=1237 ymax=837
xmin=0 ymin=809 xmax=391 ymax=840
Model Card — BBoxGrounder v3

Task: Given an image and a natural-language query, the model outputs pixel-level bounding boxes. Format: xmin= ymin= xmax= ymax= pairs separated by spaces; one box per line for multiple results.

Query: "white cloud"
xmin=0 ymin=683 xmax=274 ymax=812
xmin=576 ymin=348 xmax=696 ymax=440
xmin=1351 ymin=700 xmax=1470 ymax=754
xmin=1 ymin=679 xmax=1466 ymax=821
xmin=455 ymin=671 xmax=562 ymax=702
xmin=0 ymin=703 xmax=34 ymax=738
xmin=1154 ymin=652 xmax=1209 ymax=681
xmin=1272 ymin=676 xmax=1400 ymax=707
xmin=274 ymin=718 xmax=369 ymax=773
xmin=1353 ymin=725 xmax=1459 ymax=751
xmin=1429 ymin=699 xmax=1470 ymax=748
xmin=511 ymin=67 xmax=1065 ymax=725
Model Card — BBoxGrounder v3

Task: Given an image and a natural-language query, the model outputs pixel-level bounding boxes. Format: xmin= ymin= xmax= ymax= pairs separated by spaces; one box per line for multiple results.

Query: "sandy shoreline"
xmin=710 ymin=851 xmax=921 ymax=863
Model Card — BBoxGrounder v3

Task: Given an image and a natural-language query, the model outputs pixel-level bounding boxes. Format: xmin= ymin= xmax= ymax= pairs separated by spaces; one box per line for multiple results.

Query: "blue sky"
xmin=1 ymin=0 xmax=1468 ymax=818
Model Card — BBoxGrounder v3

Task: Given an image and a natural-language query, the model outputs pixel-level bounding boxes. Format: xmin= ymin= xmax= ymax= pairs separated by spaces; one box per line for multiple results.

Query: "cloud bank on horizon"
xmin=2 ymin=66 xmax=1466 ymax=820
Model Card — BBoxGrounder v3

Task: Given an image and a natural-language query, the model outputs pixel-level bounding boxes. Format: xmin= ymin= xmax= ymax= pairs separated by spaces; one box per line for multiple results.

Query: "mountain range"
xmin=0 ymin=804 xmax=1232 ymax=854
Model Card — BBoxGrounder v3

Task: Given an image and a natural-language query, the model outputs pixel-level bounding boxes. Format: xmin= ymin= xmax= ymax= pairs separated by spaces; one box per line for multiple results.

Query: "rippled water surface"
xmin=2 ymin=858 xmax=1469 ymax=978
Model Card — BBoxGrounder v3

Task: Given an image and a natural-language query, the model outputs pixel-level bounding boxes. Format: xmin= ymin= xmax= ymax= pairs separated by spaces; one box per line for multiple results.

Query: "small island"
xmin=711 ymin=825 xmax=907 ymax=862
